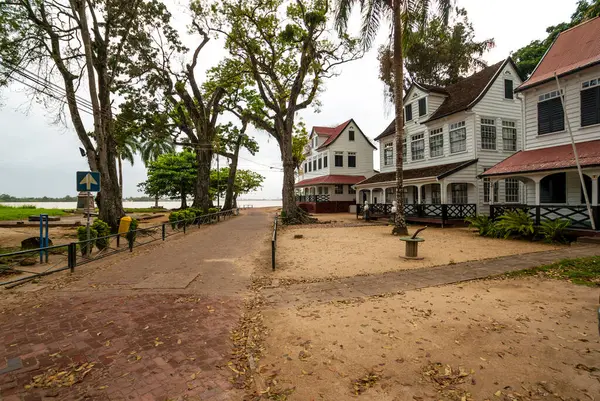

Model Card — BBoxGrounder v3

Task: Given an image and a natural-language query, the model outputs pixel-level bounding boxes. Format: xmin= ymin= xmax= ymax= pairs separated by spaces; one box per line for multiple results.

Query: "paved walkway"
xmin=0 ymin=209 xmax=273 ymax=401
xmin=262 ymin=245 xmax=600 ymax=308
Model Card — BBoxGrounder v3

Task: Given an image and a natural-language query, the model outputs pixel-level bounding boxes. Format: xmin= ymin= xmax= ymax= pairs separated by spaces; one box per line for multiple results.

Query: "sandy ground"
xmin=259 ymin=278 xmax=600 ymax=400
xmin=273 ymin=225 xmax=560 ymax=280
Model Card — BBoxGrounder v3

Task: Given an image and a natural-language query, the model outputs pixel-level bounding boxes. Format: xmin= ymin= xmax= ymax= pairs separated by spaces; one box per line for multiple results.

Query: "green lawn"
xmin=0 ymin=205 xmax=66 ymax=221
xmin=506 ymin=256 xmax=600 ymax=287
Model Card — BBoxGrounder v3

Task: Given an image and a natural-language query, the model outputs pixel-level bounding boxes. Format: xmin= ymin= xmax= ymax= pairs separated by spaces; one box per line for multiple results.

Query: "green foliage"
xmin=168 ymin=209 xmax=196 ymax=228
xmin=0 ymin=194 xmax=78 ymax=202
xmin=539 ymin=219 xmax=571 ymax=244
xmin=513 ymin=0 xmax=600 ymax=77
xmin=210 ymin=167 xmax=265 ymax=201
xmin=92 ymin=219 xmax=111 ymax=250
xmin=292 ymin=121 xmax=310 ymax=171
xmin=465 ymin=215 xmax=494 ymax=237
xmin=505 ymin=256 xmax=600 ymax=287
xmin=0 ymin=204 xmax=66 ymax=221
xmin=77 ymin=226 xmax=98 ymax=256
xmin=494 ymin=210 xmax=535 ymax=239
xmin=208 ymin=207 xmax=219 ymax=214
xmin=139 ymin=151 xmax=197 ymax=204
xmin=127 ymin=218 xmax=139 ymax=244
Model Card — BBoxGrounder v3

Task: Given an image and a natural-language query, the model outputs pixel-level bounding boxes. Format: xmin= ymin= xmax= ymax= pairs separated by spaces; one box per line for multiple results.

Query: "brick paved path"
xmin=0 ymin=209 xmax=273 ymax=401
xmin=262 ymin=245 xmax=600 ymax=308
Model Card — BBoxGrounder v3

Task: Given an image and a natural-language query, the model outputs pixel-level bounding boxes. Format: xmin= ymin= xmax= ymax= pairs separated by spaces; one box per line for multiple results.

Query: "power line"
xmin=238 ymin=155 xmax=283 ymax=170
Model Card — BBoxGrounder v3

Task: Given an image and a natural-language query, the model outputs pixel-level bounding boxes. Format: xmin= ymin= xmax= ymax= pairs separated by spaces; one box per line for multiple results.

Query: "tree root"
xmin=391 ymin=225 xmax=409 ymax=236
xmin=281 ymin=207 xmax=318 ymax=225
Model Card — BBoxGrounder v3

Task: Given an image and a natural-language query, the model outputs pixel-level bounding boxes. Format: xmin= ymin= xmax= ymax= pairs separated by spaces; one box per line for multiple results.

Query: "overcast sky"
xmin=0 ymin=0 xmax=578 ymax=199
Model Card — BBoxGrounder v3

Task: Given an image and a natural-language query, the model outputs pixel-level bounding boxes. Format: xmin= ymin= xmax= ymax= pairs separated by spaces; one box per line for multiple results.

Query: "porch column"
xmin=382 ymin=188 xmax=386 ymax=204
xmin=355 ymin=189 xmax=361 ymax=205
xmin=489 ymin=179 xmax=497 ymax=205
xmin=417 ymin=185 xmax=422 ymax=204
xmin=592 ymin=177 xmax=598 ymax=206
xmin=440 ymin=181 xmax=448 ymax=204
xmin=534 ymin=179 xmax=541 ymax=206
xmin=369 ymin=189 xmax=373 ymax=203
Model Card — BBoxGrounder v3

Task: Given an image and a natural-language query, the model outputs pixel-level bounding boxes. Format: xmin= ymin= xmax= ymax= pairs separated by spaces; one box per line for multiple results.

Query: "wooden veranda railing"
xmin=490 ymin=204 xmax=600 ymax=230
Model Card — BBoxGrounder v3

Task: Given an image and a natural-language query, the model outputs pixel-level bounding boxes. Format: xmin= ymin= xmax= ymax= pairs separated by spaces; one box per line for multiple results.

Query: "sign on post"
xmin=76 ymin=171 xmax=101 ymax=192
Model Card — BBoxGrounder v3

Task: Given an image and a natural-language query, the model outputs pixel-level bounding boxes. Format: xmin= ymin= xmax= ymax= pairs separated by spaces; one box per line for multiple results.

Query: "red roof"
xmin=295 ymin=175 xmax=366 ymax=187
xmin=481 ymin=139 xmax=600 ymax=177
xmin=312 ymin=120 xmax=352 ymax=149
xmin=518 ymin=17 xmax=600 ymax=91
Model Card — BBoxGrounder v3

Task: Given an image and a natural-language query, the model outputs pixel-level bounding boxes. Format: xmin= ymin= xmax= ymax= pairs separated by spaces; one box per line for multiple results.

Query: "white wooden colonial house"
xmin=482 ymin=17 xmax=600 ymax=231
xmin=355 ymin=57 xmax=524 ymax=224
xmin=295 ymin=119 xmax=376 ymax=213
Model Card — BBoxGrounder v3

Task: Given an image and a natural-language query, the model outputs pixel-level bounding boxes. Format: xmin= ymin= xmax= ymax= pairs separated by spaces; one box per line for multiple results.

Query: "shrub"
xmin=126 ymin=218 xmax=139 ymax=244
xmin=208 ymin=207 xmax=219 ymax=214
xmin=181 ymin=209 xmax=196 ymax=224
xmin=465 ymin=215 xmax=494 ymax=236
xmin=169 ymin=211 xmax=181 ymax=228
xmin=495 ymin=209 xmax=535 ymax=239
xmin=92 ymin=219 xmax=111 ymax=250
xmin=77 ymin=226 xmax=97 ymax=256
xmin=539 ymin=218 xmax=571 ymax=243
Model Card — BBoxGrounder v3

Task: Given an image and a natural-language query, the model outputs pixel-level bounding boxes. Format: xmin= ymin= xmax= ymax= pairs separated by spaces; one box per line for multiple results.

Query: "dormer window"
xmin=313 ymin=137 xmax=318 ymax=147
xmin=504 ymin=79 xmax=514 ymax=99
xmin=418 ymin=98 xmax=427 ymax=116
xmin=349 ymin=130 xmax=355 ymax=141
xmin=405 ymin=104 xmax=413 ymax=121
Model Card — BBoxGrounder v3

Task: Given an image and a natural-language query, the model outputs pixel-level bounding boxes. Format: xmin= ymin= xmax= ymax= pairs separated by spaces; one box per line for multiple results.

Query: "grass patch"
xmin=124 ymin=208 xmax=168 ymax=214
xmin=505 ymin=256 xmax=600 ymax=287
xmin=0 ymin=204 xmax=66 ymax=221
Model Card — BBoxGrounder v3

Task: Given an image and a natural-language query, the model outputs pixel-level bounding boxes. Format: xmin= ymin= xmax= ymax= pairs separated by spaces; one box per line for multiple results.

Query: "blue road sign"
xmin=76 ymin=171 xmax=101 ymax=192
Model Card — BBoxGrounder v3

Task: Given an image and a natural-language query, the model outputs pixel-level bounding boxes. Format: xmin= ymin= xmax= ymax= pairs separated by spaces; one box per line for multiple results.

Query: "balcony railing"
xmin=357 ymin=203 xmax=476 ymax=225
xmin=490 ymin=204 xmax=600 ymax=230
xmin=295 ymin=194 xmax=331 ymax=203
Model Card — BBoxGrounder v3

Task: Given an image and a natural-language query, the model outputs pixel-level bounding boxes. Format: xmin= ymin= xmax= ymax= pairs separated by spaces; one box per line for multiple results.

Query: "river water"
xmin=0 ymin=200 xmax=282 ymax=209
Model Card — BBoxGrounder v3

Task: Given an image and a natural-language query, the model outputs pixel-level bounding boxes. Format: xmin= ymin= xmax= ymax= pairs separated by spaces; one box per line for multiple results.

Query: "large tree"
xmin=378 ymin=7 xmax=494 ymax=94
xmin=210 ymin=0 xmax=362 ymax=223
xmin=335 ymin=0 xmax=451 ymax=235
xmin=210 ymin=167 xmax=264 ymax=207
xmin=513 ymin=0 xmax=600 ymax=78
xmin=0 ymin=0 xmax=174 ymax=229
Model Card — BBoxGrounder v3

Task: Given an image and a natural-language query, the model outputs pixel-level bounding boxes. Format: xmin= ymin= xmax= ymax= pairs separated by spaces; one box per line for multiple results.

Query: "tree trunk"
xmin=181 ymin=188 xmax=188 ymax=209
xmin=154 ymin=195 xmax=159 ymax=208
xmin=223 ymin=136 xmax=242 ymax=210
xmin=392 ymin=1 xmax=408 ymax=236
xmin=118 ymin=156 xmax=123 ymax=194
xmin=192 ymin=147 xmax=212 ymax=211
xmin=278 ymin=122 xmax=299 ymax=221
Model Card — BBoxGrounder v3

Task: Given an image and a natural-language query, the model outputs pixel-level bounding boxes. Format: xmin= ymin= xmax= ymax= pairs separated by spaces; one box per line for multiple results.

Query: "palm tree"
xmin=139 ymin=135 xmax=175 ymax=207
xmin=115 ymin=134 xmax=139 ymax=196
xmin=334 ymin=0 xmax=451 ymax=235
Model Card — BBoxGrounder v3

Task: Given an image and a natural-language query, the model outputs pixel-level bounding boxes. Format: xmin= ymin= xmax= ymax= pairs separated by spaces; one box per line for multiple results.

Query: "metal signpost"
xmin=76 ymin=171 xmax=101 ymax=244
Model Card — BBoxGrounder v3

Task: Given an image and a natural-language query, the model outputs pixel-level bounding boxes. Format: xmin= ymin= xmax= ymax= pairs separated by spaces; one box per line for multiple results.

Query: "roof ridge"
xmin=559 ymin=15 xmax=600 ymax=35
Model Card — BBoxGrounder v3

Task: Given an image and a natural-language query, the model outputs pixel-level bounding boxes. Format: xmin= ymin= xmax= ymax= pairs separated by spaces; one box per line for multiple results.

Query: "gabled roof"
xmin=295 ymin=175 xmax=366 ymax=187
xmin=517 ymin=17 xmax=600 ymax=92
xmin=480 ymin=140 xmax=600 ymax=177
xmin=356 ymin=160 xmax=478 ymax=186
xmin=374 ymin=58 xmax=520 ymax=140
xmin=413 ymin=82 xmax=449 ymax=96
xmin=311 ymin=119 xmax=376 ymax=150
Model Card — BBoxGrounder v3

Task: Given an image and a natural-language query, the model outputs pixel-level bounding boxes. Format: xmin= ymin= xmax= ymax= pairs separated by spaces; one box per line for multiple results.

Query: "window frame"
xmin=480 ymin=117 xmax=497 ymax=150
xmin=318 ymin=157 xmax=322 ymax=170
xmin=418 ymin=97 xmax=427 ymax=116
xmin=537 ymin=90 xmax=565 ymax=135
xmin=502 ymin=120 xmax=517 ymax=151
xmin=540 ymin=173 xmax=567 ymax=204
xmin=451 ymin=183 xmax=468 ymax=204
xmin=504 ymin=178 xmax=520 ymax=203
xmin=504 ymin=79 xmax=514 ymax=99
xmin=429 ymin=127 xmax=444 ymax=158
xmin=334 ymin=184 xmax=343 ymax=194
xmin=483 ymin=178 xmax=499 ymax=204
xmin=411 ymin=133 xmax=425 ymax=161
xmin=405 ymin=103 xmax=413 ymax=121
xmin=449 ymin=121 xmax=467 ymax=154
xmin=348 ymin=152 xmax=356 ymax=168
xmin=312 ymin=158 xmax=317 ymax=171
xmin=323 ymin=155 xmax=328 ymax=168
xmin=349 ymin=129 xmax=355 ymax=141
xmin=580 ymin=79 xmax=600 ymax=127
xmin=348 ymin=185 xmax=356 ymax=195
xmin=431 ymin=185 xmax=441 ymax=204
xmin=334 ymin=151 xmax=344 ymax=167
xmin=383 ymin=142 xmax=394 ymax=166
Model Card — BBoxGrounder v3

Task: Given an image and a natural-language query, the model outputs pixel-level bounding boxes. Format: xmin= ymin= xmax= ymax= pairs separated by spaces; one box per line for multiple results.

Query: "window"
xmin=334 ymin=152 xmax=343 ymax=167
xmin=318 ymin=157 xmax=322 ymax=170
xmin=384 ymin=142 xmax=393 ymax=166
xmin=411 ymin=133 xmax=425 ymax=161
xmin=504 ymin=79 xmax=514 ymax=99
xmin=418 ymin=98 xmax=427 ymax=116
xmin=312 ymin=159 xmax=317 ymax=171
xmin=349 ymin=130 xmax=355 ymax=141
xmin=304 ymin=162 xmax=307 ymax=173
xmin=505 ymin=179 xmax=519 ymax=203
xmin=348 ymin=152 xmax=356 ymax=168
xmin=431 ymin=185 xmax=441 ymax=204
xmin=451 ymin=183 xmax=468 ymax=204
xmin=405 ymin=104 xmax=413 ymax=121
xmin=307 ymin=160 xmax=311 ymax=172
xmin=540 ymin=173 xmax=566 ymax=204
xmin=323 ymin=187 xmax=329 ymax=195
xmin=324 ymin=155 xmax=328 ymax=168
xmin=502 ymin=120 xmax=517 ymax=151
xmin=481 ymin=118 xmax=497 ymax=150
xmin=581 ymin=79 xmax=600 ymax=127
xmin=348 ymin=185 xmax=356 ymax=194
xmin=538 ymin=91 xmax=564 ymax=135
xmin=335 ymin=184 xmax=343 ymax=194
xmin=483 ymin=178 xmax=499 ymax=203
xmin=402 ymin=136 xmax=407 ymax=159
xmin=318 ymin=187 xmax=323 ymax=195
xmin=313 ymin=137 xmax=318 ymax=147
xmin=429 ymin=128 xmax=443 ymax=157
xmin=449 ymin=121 xmax=466 ymax=153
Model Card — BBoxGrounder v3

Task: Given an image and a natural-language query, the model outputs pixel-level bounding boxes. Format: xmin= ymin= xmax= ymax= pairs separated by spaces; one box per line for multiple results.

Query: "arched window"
xmin=540 ymin=173 xmax=566 ymax=204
